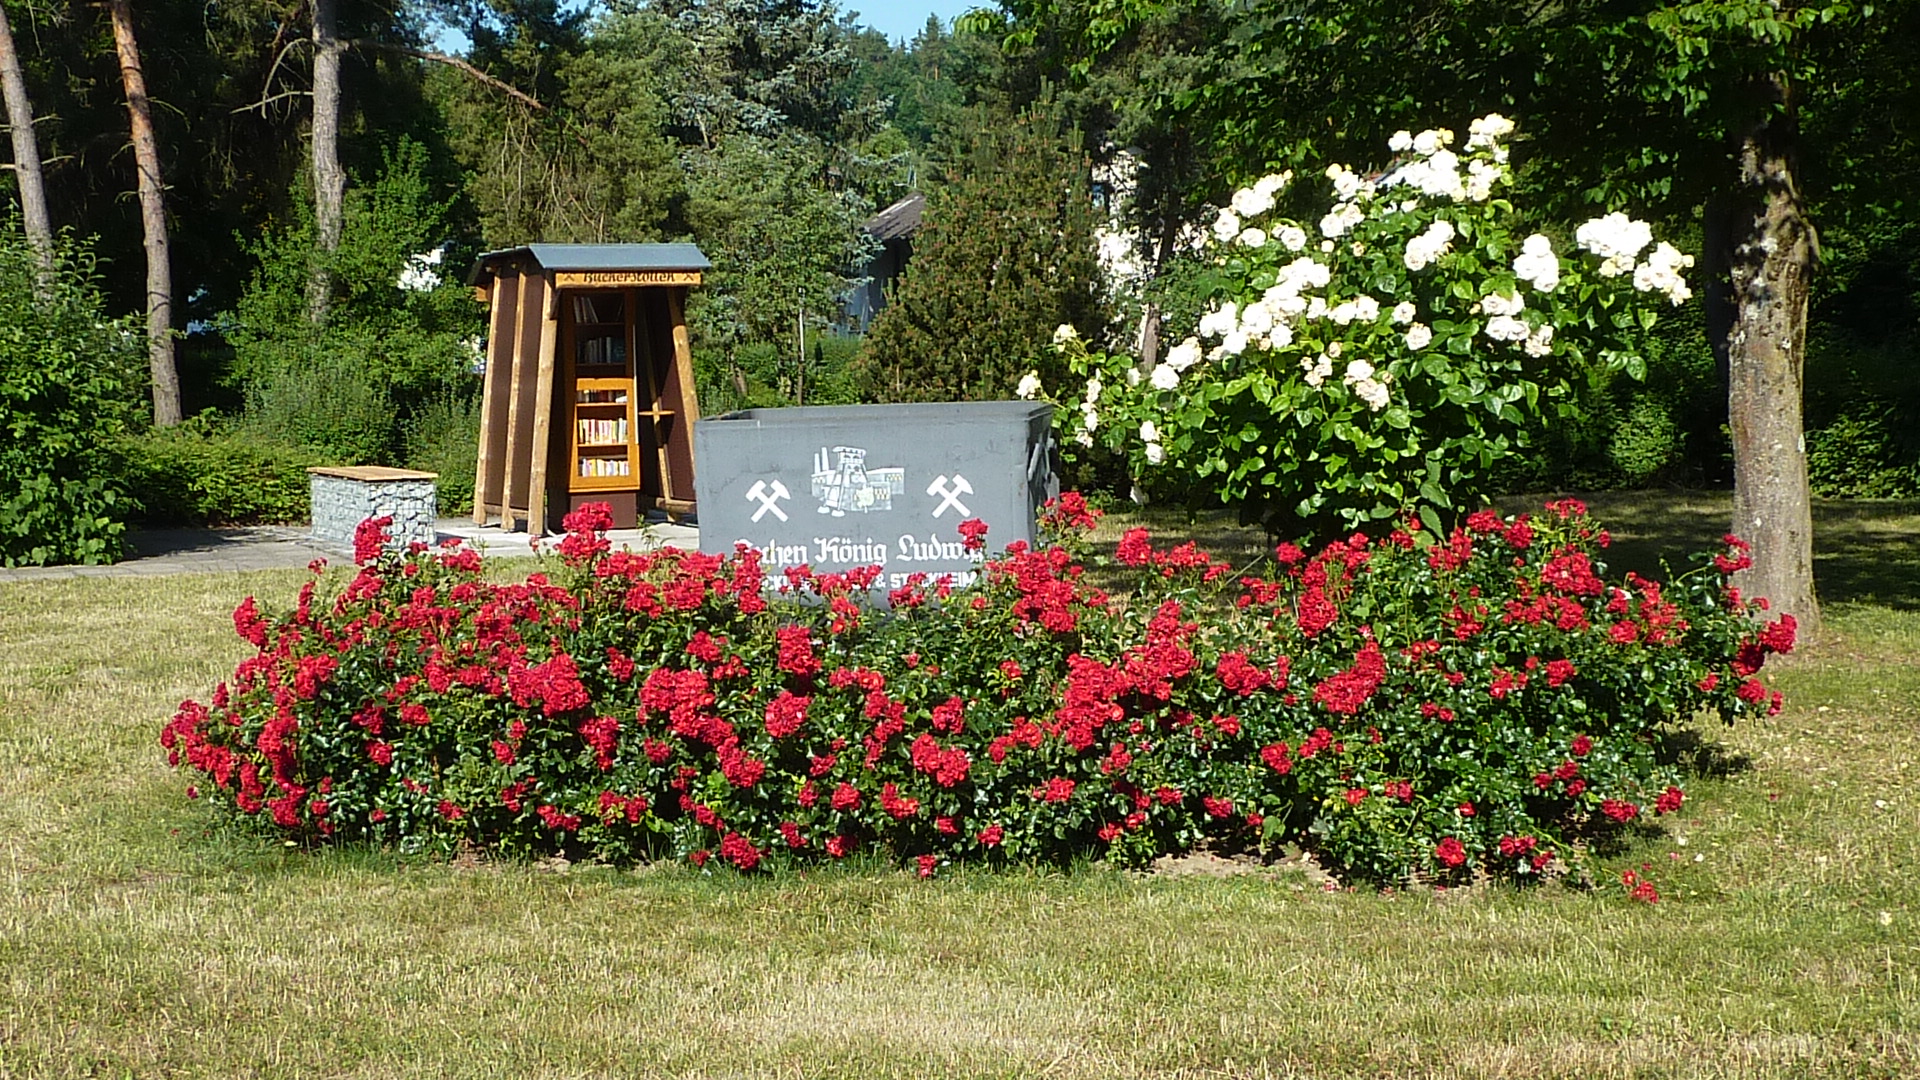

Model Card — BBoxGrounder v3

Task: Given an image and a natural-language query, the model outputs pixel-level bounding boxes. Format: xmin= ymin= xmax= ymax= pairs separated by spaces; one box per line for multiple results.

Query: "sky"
xmin=437 ymin=3 xmax=990 ymax=53
xmin=844 ymin=1 xmax=986 ymax=43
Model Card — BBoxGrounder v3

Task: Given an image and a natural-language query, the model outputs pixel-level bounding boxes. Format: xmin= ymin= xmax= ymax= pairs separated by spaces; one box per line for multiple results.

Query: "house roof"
xmin=467 ymin=242 xmax=712 ymax=284
xmin=863 ymin=193 xmax=924 ymax=242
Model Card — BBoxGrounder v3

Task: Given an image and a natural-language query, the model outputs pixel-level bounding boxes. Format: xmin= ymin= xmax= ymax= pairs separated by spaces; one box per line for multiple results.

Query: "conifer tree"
xmin=861 ymin=102 xmax=1104 ymax=403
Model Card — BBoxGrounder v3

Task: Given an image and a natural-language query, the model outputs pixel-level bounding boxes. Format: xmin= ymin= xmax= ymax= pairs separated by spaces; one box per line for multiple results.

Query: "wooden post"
xmin=473 ymin=272 xmax=516 ymax=524
xmin=528 ymin=280 xmax=561 ymax=533
xmin=502 ymin=273 xmax=545 ymax=529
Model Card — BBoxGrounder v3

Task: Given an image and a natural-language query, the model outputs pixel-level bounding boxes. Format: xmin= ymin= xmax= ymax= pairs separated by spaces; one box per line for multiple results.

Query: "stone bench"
xmin=308 ymin=466 xmax=438 ymax=553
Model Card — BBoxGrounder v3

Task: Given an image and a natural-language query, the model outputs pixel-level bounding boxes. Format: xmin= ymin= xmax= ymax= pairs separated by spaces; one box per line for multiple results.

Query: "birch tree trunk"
xmin=308 ymin=0 xmax=345 ymax=324
xmin=0 ymin=1 xmax=54 ymax=294
xmin=108 ymin=0 xmax=182 ymax=427
xmin=1726 ymin=72 xmax=1819 ymax=634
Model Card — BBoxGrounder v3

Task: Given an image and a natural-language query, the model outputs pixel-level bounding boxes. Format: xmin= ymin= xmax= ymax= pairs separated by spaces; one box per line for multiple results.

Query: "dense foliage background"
xmin=1 ymin=0 xmax=1916 ymax=558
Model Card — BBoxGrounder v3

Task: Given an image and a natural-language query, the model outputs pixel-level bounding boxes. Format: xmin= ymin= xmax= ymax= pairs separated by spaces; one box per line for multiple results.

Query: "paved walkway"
xmin=0 ymin=518 xmax=700 ymax=584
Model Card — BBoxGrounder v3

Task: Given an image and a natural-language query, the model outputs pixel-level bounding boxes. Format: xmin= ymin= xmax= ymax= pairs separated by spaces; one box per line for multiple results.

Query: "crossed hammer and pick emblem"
xmin=746 ymin=479 xmax=791 ymax=522
xmin=926 ymin=474 xmax=973 ymax=518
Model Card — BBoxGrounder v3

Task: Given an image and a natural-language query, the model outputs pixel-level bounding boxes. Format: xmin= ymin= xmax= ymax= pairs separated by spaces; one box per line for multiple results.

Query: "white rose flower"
xmin=1342 ymin=358 xmax=1375 ymax=384
xmin=1352 ymin=377 xmax=1392 ymax=411
xmin=1392 ymin=301 xmax=1418 ymax=324
xmin=1319 ymin=202 xmax=1364 ymax=238
xmin=1238 ymin=227 xmax=1268 ymax=248
xmin=1165 ymin=337 xmax=1203 ymax=371
xmin=1079 ymin=400 xmax=1099 ymax=432
xmin=1631 ymin=241 xmax=1696 ymax=305
xmin=1126 ymin=366 xmax=1142 ymax=386
xmin=1253 ymin=171 xmax=1292 ymax=199
xmin=1053 ymin=323 xmax=1080 ymax=345
xmin=1015 ymin=371 xmax=1042 ymax=399
xmin=1465 ymin=159 xmax=1501 ymax=202
xmin=1484 ymin=314 xmax=1530 ymax=343
xmin=1212 ymin=208 xmax=1242 ymax=244
xmin=1405 ymin=323 xmax=1434 ymax=350
xmin=1277 ymin=225 xmax=1308 ymax=251
xmin=1238 ymin=300 xmax=1276 ymax=336
xmin=1231 ymin=185 xmax=1275 ymax=218
xmin=1143 ymin=441 xmax=1166 ymax=465
xmin=1220 ymin=328 xmax=1251 ymax=356
xmin=1320 ymin=239 xmax=1335 ymax=252
xmin=1267 ymin=322 xmax=1295 ymax=349
xmin=1466 ymin=113 xmax=1515 ymax=150
xmin=1280 ymin=256 xmax=1332 ymax=290
xmin=1513 ymin=233 xmax=1561 ymax=291
xmin=1480 ymin=291 xmax=1526 ymax=317
xmin=1326 ymin=340 xmax=1344 ymax=358
xmin=1326 ymin=164 xmax=1365 ymax=202
xmin=1524 ymin=323 xmax=1555 ymax=357
xmin=1302 ymin=352 xmax=1334 ymax=388
xmin=1084 ymin=376 xmax=1103 ymax=403
xmin=1139 ymin=419 xmax=1159 ymax=442
xmin=1149 ymin=364 xmax=1180 ymax=390
xmin=1197 ymin=302 xmax=1239 ymax=339
xmin=1353 ymin=295 xmax=1381 ymax=322
xmin=1304 ymin=296 xmax=1329 ymax=321
xmin=1413 ymin=129 xmax=1442 ymax=156
xmin=1074 ymin=430 xmax=1095 ymax=448
xmin=1388 ymin=130 xmax=1414 ymax=152
xmin=1575 ymin=212 xmax=1654 ymax=270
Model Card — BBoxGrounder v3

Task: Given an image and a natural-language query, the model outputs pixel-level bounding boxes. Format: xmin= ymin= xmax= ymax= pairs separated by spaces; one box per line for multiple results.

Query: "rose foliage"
xmin=163 ymin=498 xmax=1792 ymax=883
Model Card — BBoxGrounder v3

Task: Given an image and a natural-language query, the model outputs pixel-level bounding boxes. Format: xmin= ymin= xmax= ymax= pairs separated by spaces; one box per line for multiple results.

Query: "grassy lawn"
xmin=1 ymin=494 xmax=1916 ymax=1078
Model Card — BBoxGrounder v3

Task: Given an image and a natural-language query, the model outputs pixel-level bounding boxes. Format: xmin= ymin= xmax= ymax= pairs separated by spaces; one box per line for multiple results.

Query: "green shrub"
xmin=1807 ymin=409 xmax=1920 ymax=498
xmin=403 ymin=391 xmax=481 ymax=516
xmin=0 ymin=222 xmax=141 ymax=566
xmin=240 ymin=348 xmax=396 ymax=464
xmin=225 ymin=141 xmax=484 ymax=459
xmin=119 ymin=416 xmax=320 ymax=527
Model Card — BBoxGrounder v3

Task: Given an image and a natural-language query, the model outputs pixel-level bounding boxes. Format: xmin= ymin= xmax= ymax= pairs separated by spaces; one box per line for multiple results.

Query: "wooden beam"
xmin=473 ymin=270 xmax=518 ymax=524
xmin=528 ymin=280 xmax=561 ymax=534
xmin=502 ymin=273 xmax=545 ymax=529
xmin=664 ymin=286 xmax=701 ymax=505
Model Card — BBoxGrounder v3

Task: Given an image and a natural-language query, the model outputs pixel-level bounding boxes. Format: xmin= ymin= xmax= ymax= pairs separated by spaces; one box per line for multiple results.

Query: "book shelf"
xmin=562 ymin=290 xmax=687 ymax=511
xmin=565 ymin=292 xmax=641 ymax=494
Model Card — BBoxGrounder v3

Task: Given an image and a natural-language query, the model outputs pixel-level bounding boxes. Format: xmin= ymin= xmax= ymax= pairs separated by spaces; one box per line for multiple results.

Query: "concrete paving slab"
xmin=0 ymin=518 xmax=702 ymax=585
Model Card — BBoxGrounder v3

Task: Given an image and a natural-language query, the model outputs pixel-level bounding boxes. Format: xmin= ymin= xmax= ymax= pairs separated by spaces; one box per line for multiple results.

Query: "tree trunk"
xmin=108 ymin=0 xmax=182 ymax=427
xmin=0 ymin=2 xmax=53 ymax=294
xmin=1725 ymin=72 xmax=1819 ymax=634
xmin=308 ymin=0 xmax=345 ymax=324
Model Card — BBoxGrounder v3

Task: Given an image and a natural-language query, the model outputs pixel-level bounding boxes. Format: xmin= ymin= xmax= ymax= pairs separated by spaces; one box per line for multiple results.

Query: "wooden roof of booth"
xmin=466 ymin=242 xmax=712 ymax=285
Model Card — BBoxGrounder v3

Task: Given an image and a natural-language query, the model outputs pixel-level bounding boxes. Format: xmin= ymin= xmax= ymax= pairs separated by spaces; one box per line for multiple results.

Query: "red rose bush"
xmin=162 ymin=496 xmax=1793 ymax=883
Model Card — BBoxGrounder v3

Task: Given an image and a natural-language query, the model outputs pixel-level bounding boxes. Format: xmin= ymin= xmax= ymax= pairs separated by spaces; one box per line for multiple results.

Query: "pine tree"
xmin=861 ymin=101 xmax=1104 ymax=403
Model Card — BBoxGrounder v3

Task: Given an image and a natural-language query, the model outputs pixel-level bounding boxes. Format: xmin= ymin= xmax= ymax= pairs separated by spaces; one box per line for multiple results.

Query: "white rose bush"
xmin=1043 ymin=115 xmax=1694 ymax=535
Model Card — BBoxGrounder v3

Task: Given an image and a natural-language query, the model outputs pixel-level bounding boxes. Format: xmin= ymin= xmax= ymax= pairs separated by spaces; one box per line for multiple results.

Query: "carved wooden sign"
xmin=554 ymin=270 xmax=703 ymax=288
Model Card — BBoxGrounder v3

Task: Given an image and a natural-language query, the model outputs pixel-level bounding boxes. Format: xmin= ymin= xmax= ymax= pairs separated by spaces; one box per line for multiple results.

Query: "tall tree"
xmin=309 ymin=0 xmax=346 ymax=323
xmin=106 ymin=0 xmax=181 ymax=426
xmin=0 ymin=1 xmax=53 ymax=292
xmin=861 ymin=101 xmax=1104 ymax=401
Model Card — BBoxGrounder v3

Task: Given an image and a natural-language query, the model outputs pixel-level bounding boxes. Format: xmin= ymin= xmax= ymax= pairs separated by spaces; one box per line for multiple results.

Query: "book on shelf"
xmin=572 ymin=293 xmax=623 ymax=325
xmin=576 ymin=388 xmax=629 ymax=404
xmin=577 ymin=456 xmax=632 ymax=478
xmin=576 ymin=417 xmax=629 ymax=444
xmin=577 ymin=335 xmax=628 ymax=367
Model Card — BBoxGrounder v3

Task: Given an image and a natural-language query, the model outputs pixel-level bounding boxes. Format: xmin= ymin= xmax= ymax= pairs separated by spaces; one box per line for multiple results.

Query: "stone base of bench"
xmin=308 ymin=467 xmax=438 ymax=553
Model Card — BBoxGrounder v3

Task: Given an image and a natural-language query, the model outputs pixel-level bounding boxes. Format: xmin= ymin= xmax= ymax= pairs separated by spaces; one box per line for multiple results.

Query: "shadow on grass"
xmin=1659 ymin=727 xmax=1754 ymax=780
xmin=1110 ymin=490 xmax=1920 ymax=610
